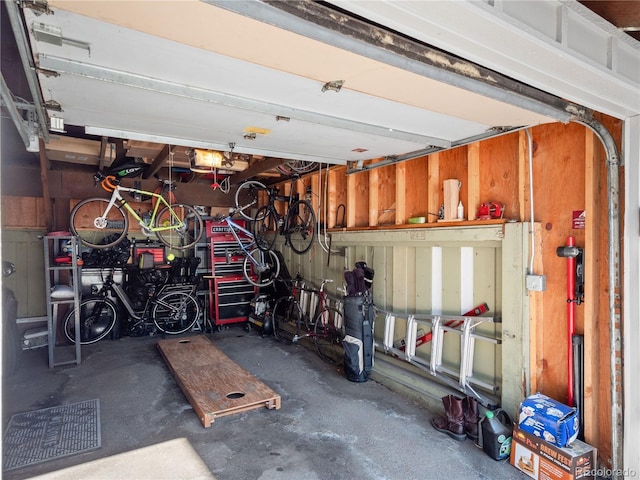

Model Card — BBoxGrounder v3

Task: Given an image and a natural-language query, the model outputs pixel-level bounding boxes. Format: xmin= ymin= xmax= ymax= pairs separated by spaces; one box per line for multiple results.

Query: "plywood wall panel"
xmin=530 ymin=122 xmax=586 ymax=403
xmin=396 ymin=156 xmax=429 ymax=223
xmin=1 ymin=196 xmax=46 ymax=229
xmin=328 ymin=166 xmax=347 ymax=228
xmin=369 ymin=163 xmax=396 ymax=226
xmin=347 ymin=171 xmax=369 ymax=228
xmin=437 ymin=148 xmax=468 ymax=218
xmin=478 ymin=134 xmax=520 ymax=221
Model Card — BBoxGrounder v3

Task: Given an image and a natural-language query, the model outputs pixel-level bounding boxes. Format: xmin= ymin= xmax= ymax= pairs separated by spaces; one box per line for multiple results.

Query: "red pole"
xmin=566 ymin=236 xmax=576 ymax=406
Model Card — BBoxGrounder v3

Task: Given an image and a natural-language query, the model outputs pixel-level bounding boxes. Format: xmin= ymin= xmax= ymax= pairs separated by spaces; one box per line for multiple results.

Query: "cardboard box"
xmin=518 ymin=393 xmax=579 ymax=447
xmin=510 ymin=426 xmax=596 ymax=480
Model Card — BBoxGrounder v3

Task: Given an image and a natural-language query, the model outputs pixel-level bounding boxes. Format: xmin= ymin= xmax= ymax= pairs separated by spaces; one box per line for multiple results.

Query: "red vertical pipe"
xmin=567 ymin=236 xmax=576 ymax=406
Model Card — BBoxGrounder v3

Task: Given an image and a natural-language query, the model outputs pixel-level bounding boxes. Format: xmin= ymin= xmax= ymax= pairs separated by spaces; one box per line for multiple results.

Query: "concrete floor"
xmin=2 ymin=326 xmax=528 ymax=480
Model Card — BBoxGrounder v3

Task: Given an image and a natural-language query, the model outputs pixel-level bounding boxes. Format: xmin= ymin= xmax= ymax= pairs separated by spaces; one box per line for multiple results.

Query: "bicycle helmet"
xmin=106 ymin=162 xmax=151 ymax=201
xmin=107 ymin=162 xmax=147 ymax=179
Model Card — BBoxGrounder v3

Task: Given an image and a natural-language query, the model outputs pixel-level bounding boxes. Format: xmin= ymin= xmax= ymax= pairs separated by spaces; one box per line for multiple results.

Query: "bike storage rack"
xmin=44 ymin=234 xmax=82 ymax=367
xmin=379 ymin=310 xmax=501 ymax=406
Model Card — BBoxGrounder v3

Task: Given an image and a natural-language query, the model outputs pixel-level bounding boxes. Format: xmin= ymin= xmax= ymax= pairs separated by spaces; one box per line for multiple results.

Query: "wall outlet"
xmin=526 ymin=274 xmax=547 ymax=292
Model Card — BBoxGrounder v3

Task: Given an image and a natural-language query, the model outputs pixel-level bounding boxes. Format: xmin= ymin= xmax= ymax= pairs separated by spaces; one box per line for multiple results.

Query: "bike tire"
xmin=152 ymin=291 xmax=200 ymax=334
xmin=63 ymin=296 xmax=118 ymax=345
xmin=313 ymin=307 xmax=345 ymax=362
xmin=286 ymin=160 xmax=318 ymax=174
xmin=155 ymin=204 xmax=204 ymax=250
xmin=243 ymin=248 xmax=280 ymax=288
xmin=284 ymin=199 xmax=316 ymax=255
xmin=234 ymin=180 xmax=267 ymax=221
xmin=70 ymin=198 xmax=129 ymax=249
xmin=272 ymin=296 xmax=303 ymax=344
xmin=254 ymin=206 xmax=278 ymax=251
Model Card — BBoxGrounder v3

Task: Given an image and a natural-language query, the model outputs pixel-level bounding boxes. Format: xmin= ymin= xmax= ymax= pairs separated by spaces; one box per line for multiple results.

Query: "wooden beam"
xmin=39 ymin=139 xmax=53 ymax=231
xmin=98 ymin=136 xmax=108 ymax=172
xmin=2 ymin=165 xmax=237 ymax=207
xmin=467 ymin=143 xmax=480 ymax=220
xmin=583 ymin=128 xmax=600 ymax=449
xmin=227 ymin=157 xmax=287 ymax=186
xmin=427 ymin=152 xmax=440 ymax=223
xmin=143 ymin=144 xmax=171 ymax=179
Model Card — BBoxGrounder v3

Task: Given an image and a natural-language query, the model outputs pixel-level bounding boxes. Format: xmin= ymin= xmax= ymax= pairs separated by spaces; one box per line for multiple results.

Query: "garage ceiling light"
xmin=190 ymin=149 xmax=223 ymax=173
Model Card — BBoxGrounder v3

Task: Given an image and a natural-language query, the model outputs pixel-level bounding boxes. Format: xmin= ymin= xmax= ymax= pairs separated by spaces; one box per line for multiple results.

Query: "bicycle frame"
xmin=265 ymin=181 xmax=300 ymax=228
xmin=292 ymin=279 xmax=335 ymax=341
xmin=102 ymin=184 xmax=185 ymax=234
xmin=221 ymin=213 xmax=266 ymax=271
xmin=100 ymin=273 xmax=198 ymax=325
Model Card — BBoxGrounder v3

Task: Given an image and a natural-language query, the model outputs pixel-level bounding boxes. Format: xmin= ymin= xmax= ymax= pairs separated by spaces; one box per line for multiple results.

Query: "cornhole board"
xmin=157 ymin=336 xmax=281 ymax=427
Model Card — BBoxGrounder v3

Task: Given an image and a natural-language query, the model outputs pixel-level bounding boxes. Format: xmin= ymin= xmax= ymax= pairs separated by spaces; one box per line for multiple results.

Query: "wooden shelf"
xmin=327 ymin=218 xmax=506 ymax=232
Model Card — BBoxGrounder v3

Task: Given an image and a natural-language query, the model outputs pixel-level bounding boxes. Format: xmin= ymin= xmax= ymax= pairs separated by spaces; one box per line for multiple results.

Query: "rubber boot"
xmin=462 ymin=396 xmax=480 ymax=440
xmin=431 ymin=395 xmax=466 ymax=441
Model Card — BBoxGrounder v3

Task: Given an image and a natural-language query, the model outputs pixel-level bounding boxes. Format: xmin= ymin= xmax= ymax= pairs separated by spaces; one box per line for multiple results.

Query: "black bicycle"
xmin=235 ymin=175 xmax=316 ymax=255
xmin=63 ymin=268 xmax=200 ymax=344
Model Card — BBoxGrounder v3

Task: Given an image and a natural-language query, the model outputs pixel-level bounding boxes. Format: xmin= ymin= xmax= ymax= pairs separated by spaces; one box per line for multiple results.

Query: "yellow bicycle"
xmin=70 ymin=172 xmax=203 ymax=250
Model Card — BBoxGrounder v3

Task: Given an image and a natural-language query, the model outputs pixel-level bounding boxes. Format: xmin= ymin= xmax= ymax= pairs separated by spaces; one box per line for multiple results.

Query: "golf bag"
xmin=343 ymin=292 xmax=375 ymax=382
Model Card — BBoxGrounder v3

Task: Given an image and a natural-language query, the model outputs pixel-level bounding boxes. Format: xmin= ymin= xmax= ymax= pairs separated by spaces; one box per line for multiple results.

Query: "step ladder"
xmin=380 ymin=310 xmax=501 ymax=406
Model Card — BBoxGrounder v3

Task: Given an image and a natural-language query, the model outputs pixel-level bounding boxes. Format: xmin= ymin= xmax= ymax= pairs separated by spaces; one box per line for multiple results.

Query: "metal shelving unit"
xmin=44 ymin=234 xmax=82 ymax=367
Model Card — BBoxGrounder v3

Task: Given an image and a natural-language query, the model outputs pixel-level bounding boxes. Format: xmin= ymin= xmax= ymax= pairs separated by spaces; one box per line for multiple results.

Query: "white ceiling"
xmin=20 ymin=0 xmax=562 ymax=168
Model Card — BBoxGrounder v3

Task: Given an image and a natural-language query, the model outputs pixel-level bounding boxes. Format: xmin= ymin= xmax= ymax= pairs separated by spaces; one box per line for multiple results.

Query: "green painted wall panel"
xmin=1 ymin=229 xmax=47 ymax=318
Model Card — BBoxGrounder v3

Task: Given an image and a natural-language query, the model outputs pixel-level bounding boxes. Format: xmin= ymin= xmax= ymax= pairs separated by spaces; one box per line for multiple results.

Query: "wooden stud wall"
xmin=268 ymin=119 xmax=621 ymax=465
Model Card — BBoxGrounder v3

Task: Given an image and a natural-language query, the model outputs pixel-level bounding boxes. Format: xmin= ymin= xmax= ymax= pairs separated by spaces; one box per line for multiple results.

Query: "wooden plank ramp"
xmin=157 ymin=335 xmax=281 ymax=428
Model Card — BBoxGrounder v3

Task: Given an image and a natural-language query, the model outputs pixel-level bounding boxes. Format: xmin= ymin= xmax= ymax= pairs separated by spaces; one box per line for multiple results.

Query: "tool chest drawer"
xmin=212 ymin=259 xmax=245 ymax=276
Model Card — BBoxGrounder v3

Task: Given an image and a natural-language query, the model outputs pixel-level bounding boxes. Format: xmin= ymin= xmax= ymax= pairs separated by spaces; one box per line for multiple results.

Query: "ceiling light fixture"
xmin=189 ymin=148 xmax=223 ymax=173
xmin=321 ymin=80 xmax=345 ymax=93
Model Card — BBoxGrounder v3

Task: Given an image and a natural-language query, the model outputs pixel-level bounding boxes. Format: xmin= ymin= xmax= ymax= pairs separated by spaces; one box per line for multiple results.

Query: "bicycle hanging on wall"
xmin=212 ymin=205 xmax=281 ymax=288
xmin=234 ymin=174 xmax=316 ymax=255
xmin=70 ymin=172 xmax=204 ymax=251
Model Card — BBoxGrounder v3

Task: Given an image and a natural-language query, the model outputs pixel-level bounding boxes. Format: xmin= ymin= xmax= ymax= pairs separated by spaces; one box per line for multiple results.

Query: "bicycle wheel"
xmin=243 ymin=248 xmax=280 ymax=288
xmin=272 ymin=296 xmax=303 ymax=344
xmin=70 ymin=198 xmax=129 ymax=249
xmin=234 ymin=180 xmax=266 ymax=220
xmin=286 ymin=160 xmax=318 ymax=174
xmin=155 ymin=204 xmax=203 ymax=250
xmin=254 ymin=205 xmax=278 ymax=251
xmin=284 ymin=199 xmax=316 ymax=255
xmin=63 ymin=296 xmax=118 ymax=345
xmin=313 ymin=307 xmax=345 ymax=362
xmin=152 ymin=291 xmax=200 ymax=334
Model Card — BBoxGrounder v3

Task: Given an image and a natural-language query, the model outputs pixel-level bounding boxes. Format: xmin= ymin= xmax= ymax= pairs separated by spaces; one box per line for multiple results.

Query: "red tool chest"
xmin=207 ymin=221 xmax=256 ymax=330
